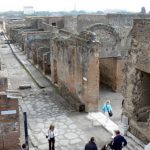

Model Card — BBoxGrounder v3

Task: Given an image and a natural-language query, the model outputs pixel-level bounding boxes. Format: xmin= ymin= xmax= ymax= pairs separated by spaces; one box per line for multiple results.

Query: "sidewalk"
xmin=9 ymin=44 xmax=51 ymax=88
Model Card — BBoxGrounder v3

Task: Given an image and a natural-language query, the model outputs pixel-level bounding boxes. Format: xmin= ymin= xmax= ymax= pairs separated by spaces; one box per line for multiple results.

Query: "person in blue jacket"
xmin=102 ymin=100 xmax=112 ymax=123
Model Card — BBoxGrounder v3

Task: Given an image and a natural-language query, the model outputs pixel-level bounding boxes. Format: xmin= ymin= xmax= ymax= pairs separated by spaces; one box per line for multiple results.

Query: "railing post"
xmin=23 ymin=112 xmax=29 ymax=150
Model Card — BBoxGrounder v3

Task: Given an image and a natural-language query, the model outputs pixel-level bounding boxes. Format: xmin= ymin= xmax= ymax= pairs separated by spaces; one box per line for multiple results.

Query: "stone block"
xmin=145 ymin=143 xmax=150 ymax=150
xmin=19 ymin=84 xmax=31 ymax=89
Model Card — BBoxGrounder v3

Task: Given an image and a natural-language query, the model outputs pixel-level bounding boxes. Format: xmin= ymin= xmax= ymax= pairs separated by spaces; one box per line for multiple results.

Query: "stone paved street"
xmin=0 ymin=30 xmax=112 ymax=150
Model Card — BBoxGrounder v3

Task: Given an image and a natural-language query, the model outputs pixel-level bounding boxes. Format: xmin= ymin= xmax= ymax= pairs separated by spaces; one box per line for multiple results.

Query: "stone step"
xmin=126 ymin=132 xmax=145 ymax=150
xmin=6 ymin=89 xmax=22 ymax=98
xmin=87 ymin=112 xmax=145 ymax=150
xmin=19 ymin=84 xmax=32 ymax=90
xmin=87 ymin=112 xmax=119 ymax=135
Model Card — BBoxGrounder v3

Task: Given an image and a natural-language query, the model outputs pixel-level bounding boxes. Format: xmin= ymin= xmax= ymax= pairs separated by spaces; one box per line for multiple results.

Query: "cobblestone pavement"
xmin=0 ymin=33 xmax=112 ymax=149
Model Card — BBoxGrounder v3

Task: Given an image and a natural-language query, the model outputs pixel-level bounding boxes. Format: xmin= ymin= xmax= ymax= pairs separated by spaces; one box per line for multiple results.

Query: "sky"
xmin=0 ymin=0 xmax=150 ymax=12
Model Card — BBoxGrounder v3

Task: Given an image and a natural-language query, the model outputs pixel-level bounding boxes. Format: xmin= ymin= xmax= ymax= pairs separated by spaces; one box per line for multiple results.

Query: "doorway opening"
xmin=99 ymin=57 xmax=123 ymax=123
xmin=53 ymin=60 xmax=58 ymax=84
xmin=136 ymin=71 xmax=150 ymax=122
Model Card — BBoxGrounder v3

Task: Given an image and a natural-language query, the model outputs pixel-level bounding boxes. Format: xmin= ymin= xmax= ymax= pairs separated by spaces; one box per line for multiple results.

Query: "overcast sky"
xmin=0 ymin=0 xmax=150 ymax=12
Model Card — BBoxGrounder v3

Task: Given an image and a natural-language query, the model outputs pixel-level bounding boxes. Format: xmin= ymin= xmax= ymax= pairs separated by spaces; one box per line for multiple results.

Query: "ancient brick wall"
xmin=115 ymin=58 xmax=125 ymax=92
xmin=100 ymin=58 xmax=116 ymax=89
xmin=37 ymin=21 xmax=55 ymax=31
xmin=0 ymin=77 xmax=8 ymax=92
xmin=0 ymin=65 xmax=8 ymax=92
xmin=100 ymin=58 xmax=124 ymax=91
xmin=87 ymin=23 xmax=121 ymax=57
xmin=0 ymin=93 xmax=20 ymax=150
xmin=106 ymin=14 xmax=134 ymax=26
xmin=64 ymin=16 xmax=77 ymax=32
xmin=37 ymin=47 xmax=50 ymax=71
xmin=25 ymin=17 xmax=40 ymax=28
xmin=48 ymin=17 xmax=64 ymax=29
xmin=77 ymin=13 xmax=150 ymax=33
xmin=23 ymin=32 xmax=50 ymax=59
xmin=43 ymin=52 xmax=51 ymax=75
xmin=51 ymin=32 xmax=100 ymax=112
xmin=77 ymin=14 xmax=107 ymax=32
xmin=123 ymin=19 xmax=150 ymax=143
xmin=29 ymin=39 xmax=50 ymax=60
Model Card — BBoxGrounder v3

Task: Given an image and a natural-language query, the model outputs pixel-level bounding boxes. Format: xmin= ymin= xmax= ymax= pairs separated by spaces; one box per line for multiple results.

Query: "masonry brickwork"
xmin=123 ymin=19 xmax=150 ymax=144
xmin=0 ymin=92 xmax=20 ymax=150
xmin=0 ymin=65 xmax=20 ymax=149
xmin=51 ymin=31 xmax=100 ymax=111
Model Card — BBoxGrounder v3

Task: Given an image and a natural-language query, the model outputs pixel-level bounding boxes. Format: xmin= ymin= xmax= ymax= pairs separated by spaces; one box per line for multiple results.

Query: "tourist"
xmin=110 ymin=130 xmax=127 ymax=150
xmin=85 ymin=137 xmax=98 ymax=150
xmin=47 ymin=124 xmax=57 ymax=150
xmin=102 ymin=100 xmax=113 ymax=124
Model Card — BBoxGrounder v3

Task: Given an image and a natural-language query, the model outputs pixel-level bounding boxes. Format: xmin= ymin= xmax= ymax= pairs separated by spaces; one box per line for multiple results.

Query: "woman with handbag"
xmin=102 ymin=100 xmax=113 ymax=124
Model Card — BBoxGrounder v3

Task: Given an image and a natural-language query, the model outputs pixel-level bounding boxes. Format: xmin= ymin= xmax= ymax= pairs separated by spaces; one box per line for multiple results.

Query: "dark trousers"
xmin=49 ymin=138 xmax=55 ymax=150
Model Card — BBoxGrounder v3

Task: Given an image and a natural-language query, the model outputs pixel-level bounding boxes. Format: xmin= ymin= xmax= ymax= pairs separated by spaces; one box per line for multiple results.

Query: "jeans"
xmin=49 ymin=138 xmax=55 ymax=150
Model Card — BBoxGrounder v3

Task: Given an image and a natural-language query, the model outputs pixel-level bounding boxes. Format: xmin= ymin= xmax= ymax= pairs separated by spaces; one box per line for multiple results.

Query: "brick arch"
xmin=86 ymin=23 xmax=121 ymax=57
xmin=87 ymin=23 xmax=120 ymax=42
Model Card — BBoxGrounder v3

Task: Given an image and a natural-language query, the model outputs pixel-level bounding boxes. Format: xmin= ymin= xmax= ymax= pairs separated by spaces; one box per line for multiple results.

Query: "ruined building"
xmin=123 ymin=19 xmax=150 ymax=144
xmin=2 ymin=13 xmax=150 ymax=144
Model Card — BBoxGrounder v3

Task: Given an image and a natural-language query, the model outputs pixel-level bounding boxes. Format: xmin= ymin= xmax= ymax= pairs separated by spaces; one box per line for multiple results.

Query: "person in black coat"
xmin=111 ymin=130 xmax=127 ymax=150
xmin=85 ymin=137 xmax=98 ymax=150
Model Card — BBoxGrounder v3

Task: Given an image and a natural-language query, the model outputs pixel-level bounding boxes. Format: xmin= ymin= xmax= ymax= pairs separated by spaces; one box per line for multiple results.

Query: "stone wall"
xmin=106 ymin=14 xmax=134 ymax=26
xmin=0 ymin=92 xmax=20 ymax=150
xmin=25 ymin=16 xmax=47 ymax=28
xmin=100 ymin=58 xmax=116 ymax=89
xmin=100 ymin=57 xmax=124 ymax=91
xmin=43 ymin=52 xmax=51 ymax=75
xmin=23 ymin=31 xmax=51 ymax=59
xmin=37 ymin=47 xmax=50 ymax=71
xmin=37 ymin=20 xmax=59 ymax=33
xmin=123 ymin=19 xmax=150 ymax=143
xmin=115 ymin=58 xmax=125 ymax=92
xmin=49 ymin=17 xmax=64 ymax=29
xmin=77 ymin=13 xmax=150 ymax=33
xmin=28 ymin=39 xmax=50 ymax=60
xmin=0 ymin=77 xmax=8 ymax=92
xmin=0 ymin=62 xmax=8 ymax=92
xmin=87 ymin=23 xmax=121 ymax=57
xmin=77 ymin=14 xmax=107 ymax=32
xmin=64 ymin=16 xmax=77 ymax=33
xmin=51 ymin=31 xmax=100 ymax=112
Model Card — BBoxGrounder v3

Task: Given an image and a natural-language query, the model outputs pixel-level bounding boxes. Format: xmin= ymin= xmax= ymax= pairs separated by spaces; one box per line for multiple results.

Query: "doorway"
xmin=136 ymin=71 xmax=150 ymax=122
xmin=53 ymin=60 xmax=58 ymax=84
xmin=99 ymin=57 xmax=123 ymax=123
